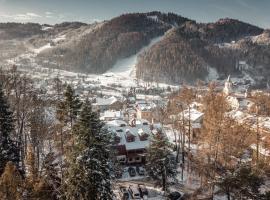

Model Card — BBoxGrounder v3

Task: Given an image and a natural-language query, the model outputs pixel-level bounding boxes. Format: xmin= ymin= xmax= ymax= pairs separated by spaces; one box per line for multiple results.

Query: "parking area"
xmin=115 ymin=181 xmax=165 ymax=200
xmin=117 ymin=166 xmax=147 ymax=181
xmin=114 ymin=165 xmax=193 ymax=200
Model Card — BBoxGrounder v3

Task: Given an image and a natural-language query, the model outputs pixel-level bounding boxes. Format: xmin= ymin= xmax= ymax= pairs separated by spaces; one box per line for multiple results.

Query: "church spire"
xmin=223 ymin=75 xmax=233 ymax=95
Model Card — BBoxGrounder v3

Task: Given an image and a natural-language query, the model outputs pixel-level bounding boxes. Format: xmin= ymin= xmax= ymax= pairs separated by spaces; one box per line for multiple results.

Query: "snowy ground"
xmin=4 ymin=32 xmax=180 ymax=94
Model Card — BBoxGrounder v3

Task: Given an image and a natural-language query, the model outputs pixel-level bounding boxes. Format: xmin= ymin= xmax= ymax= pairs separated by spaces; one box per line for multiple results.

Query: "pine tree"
xmin=146 ymin=132 xmax=177 ymax=192
xmin=0 ymin=84 xmax=20 ymax=175
xmin=56 ymin=85 xmax=82 ymax=179
xmin=57 ymin=85 xmax=82 ymax=128
xmin=218 ymin=165 xmax=264 ymax=200
xmin=65 ymin=101 xmax=113 ymax=200
xmin=0 ymin=161 xmax=24 ymax=200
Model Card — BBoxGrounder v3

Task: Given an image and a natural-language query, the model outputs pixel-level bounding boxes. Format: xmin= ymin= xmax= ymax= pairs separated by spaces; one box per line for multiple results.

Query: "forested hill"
xmin=38 ymin=12 xmax=191 ymax=73
xmin=136 ymin=18 xmax=270 ymax=84
xmin=1 ymin=12 xmax=270 ymax=85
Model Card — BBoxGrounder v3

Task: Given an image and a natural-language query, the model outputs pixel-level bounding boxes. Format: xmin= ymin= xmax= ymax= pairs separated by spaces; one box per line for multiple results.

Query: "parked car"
xmin=136 ymin=166 xmax=145 ymax=176
xmin=168 ymin=191 xmax=182 ymax=200
xmin=128 ymin=185 xmax=141 ymax=199
xmin=128 ymin=167 xmax=136 ymax=177
xmin=119 ymin=186 xmax=129 ymax=200
xmin=115 ymin=170 xmax=122 ymax=179
xmin=138 ymin=184 xmax=148 ymax=197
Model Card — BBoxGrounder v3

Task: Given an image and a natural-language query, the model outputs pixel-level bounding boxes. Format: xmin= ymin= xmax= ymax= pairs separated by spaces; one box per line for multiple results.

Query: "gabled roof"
xmin=95 ymin=96 xmax=118 ymax=106
xmin=106 ymin=119 xmax=152 ymax=151
xmin=179 ymin=108 xmax=204 ymax=122
xmin=137 ymin=103 xmax=155 ymax=111
xmin=100 ymin=110 xmax=123 ymax=120
xmin=106 ymin=119 xmax=127 ymax=127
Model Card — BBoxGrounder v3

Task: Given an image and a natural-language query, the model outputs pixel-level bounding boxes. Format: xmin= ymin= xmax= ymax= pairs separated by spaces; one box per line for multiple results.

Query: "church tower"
xmin=223 ymin=75 xmax=233 ymax=95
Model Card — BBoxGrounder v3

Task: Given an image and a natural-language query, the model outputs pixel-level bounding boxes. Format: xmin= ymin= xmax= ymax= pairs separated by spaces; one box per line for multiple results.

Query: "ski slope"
xmin=104 ymin=36 xmax=164 ymax=81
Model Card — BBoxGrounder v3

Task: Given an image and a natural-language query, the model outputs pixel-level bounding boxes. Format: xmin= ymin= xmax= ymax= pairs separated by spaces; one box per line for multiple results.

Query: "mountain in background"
xmin=0 ymin=12 xmax=269 ymax=86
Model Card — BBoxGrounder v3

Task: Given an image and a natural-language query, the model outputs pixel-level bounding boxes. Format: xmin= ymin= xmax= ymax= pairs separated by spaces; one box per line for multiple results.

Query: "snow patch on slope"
xmin=105 ymin=36 xmax=164 ymax=79
xmin=32 ymin=43 xmax=52 ymax=54
xmin=52 ymin=34 xmax=66 ymax=43
xmin=147 ymin=15 xmax=158 ymax=21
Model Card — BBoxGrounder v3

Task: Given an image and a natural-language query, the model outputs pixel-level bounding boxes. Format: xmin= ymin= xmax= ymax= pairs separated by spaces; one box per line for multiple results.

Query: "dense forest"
xmin=0 ymin=23 xmax=43 ymax=40
xmin=137 ymin=18 xmax=270 ymax=84
xmin=39 ymin=13 xmax=175 ymax=73
xmin=136 ymin=26 xmax=208 ymax=84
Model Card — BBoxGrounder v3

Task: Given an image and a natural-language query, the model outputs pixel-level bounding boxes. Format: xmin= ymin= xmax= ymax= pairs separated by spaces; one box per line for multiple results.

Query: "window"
xmin=118 ymin=157 xmax=126 ymax=162
xmin=136 ymin=157 xmax=140 ymax=161
xmin=136 ymin=150 xmax=143 ymax=154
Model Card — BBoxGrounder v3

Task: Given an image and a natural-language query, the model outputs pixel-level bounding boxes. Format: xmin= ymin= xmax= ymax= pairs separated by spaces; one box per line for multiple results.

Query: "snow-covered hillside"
xmin=104 ymin=36 xmax=164 ymax=84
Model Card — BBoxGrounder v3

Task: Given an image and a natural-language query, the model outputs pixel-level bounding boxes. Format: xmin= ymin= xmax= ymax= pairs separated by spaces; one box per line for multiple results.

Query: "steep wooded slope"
xmin=136 ymin=19 xmax=268 ymax=84
xmin=38 ymin=13 xmax=190 ymax=73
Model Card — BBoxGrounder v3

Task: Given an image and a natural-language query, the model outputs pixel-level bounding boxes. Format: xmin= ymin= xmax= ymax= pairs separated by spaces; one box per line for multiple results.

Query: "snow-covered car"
xmin=115 ymin=170 xmax=123 ymax=178
xmin=128 ymin=185 xmax=141 ymax=199
xmin=136 ymin=166 xmax=145 ymax=176
xmin=128 ymin=167 xmax=136 ymax=177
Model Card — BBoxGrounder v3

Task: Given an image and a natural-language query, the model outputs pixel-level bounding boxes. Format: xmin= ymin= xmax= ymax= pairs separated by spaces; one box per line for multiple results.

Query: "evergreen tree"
xmin=146 ymin=132 xmax=177 ymax=191
xmin=218 ymin=165 xmax=264 ymax=200
xmin=56 ymin=85 xmax=82 ymax=179
xmin=262 ymin=191 xmax=270 ymax=200
xmin=65 ymin=101 xmax=113 ymax=200
xmin=234 ymin=166 xmax=264 ymax=200
xmin=0 ymin=161 xmax=24 ymax=200
xmin=0 ymin=84 xmax=19 ymax=175
xmin=217 ymin=170 xmax=237 ymax=200
xmin=57 ymin=85 xmax=82 ymax=128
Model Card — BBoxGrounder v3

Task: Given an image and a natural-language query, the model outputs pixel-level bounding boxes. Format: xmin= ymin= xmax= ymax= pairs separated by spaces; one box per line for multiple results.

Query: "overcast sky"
xmin=0 ymin=0 xmax=269 ymax=28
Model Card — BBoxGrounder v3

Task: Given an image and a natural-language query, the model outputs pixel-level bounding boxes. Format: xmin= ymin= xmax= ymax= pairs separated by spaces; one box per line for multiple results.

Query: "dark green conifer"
xmin=0 ymin=84 xmax=19 ymax=175
xmin=65 ymin=101 xmax=113 ymax=200
xmin=57 ymin=85 xmax=82 ymax=128
xmin=146 ymin=132 xmax=177 ymax=192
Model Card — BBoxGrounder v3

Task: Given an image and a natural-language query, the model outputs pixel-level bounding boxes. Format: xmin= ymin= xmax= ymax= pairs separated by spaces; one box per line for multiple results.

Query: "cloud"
xmin=45 ymin=11 xmax=53 ymax=15
xmin=0 ymin=12 xmax=42 ymax=21
xmin=26 ymin=12 xmax=41 ymax=18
